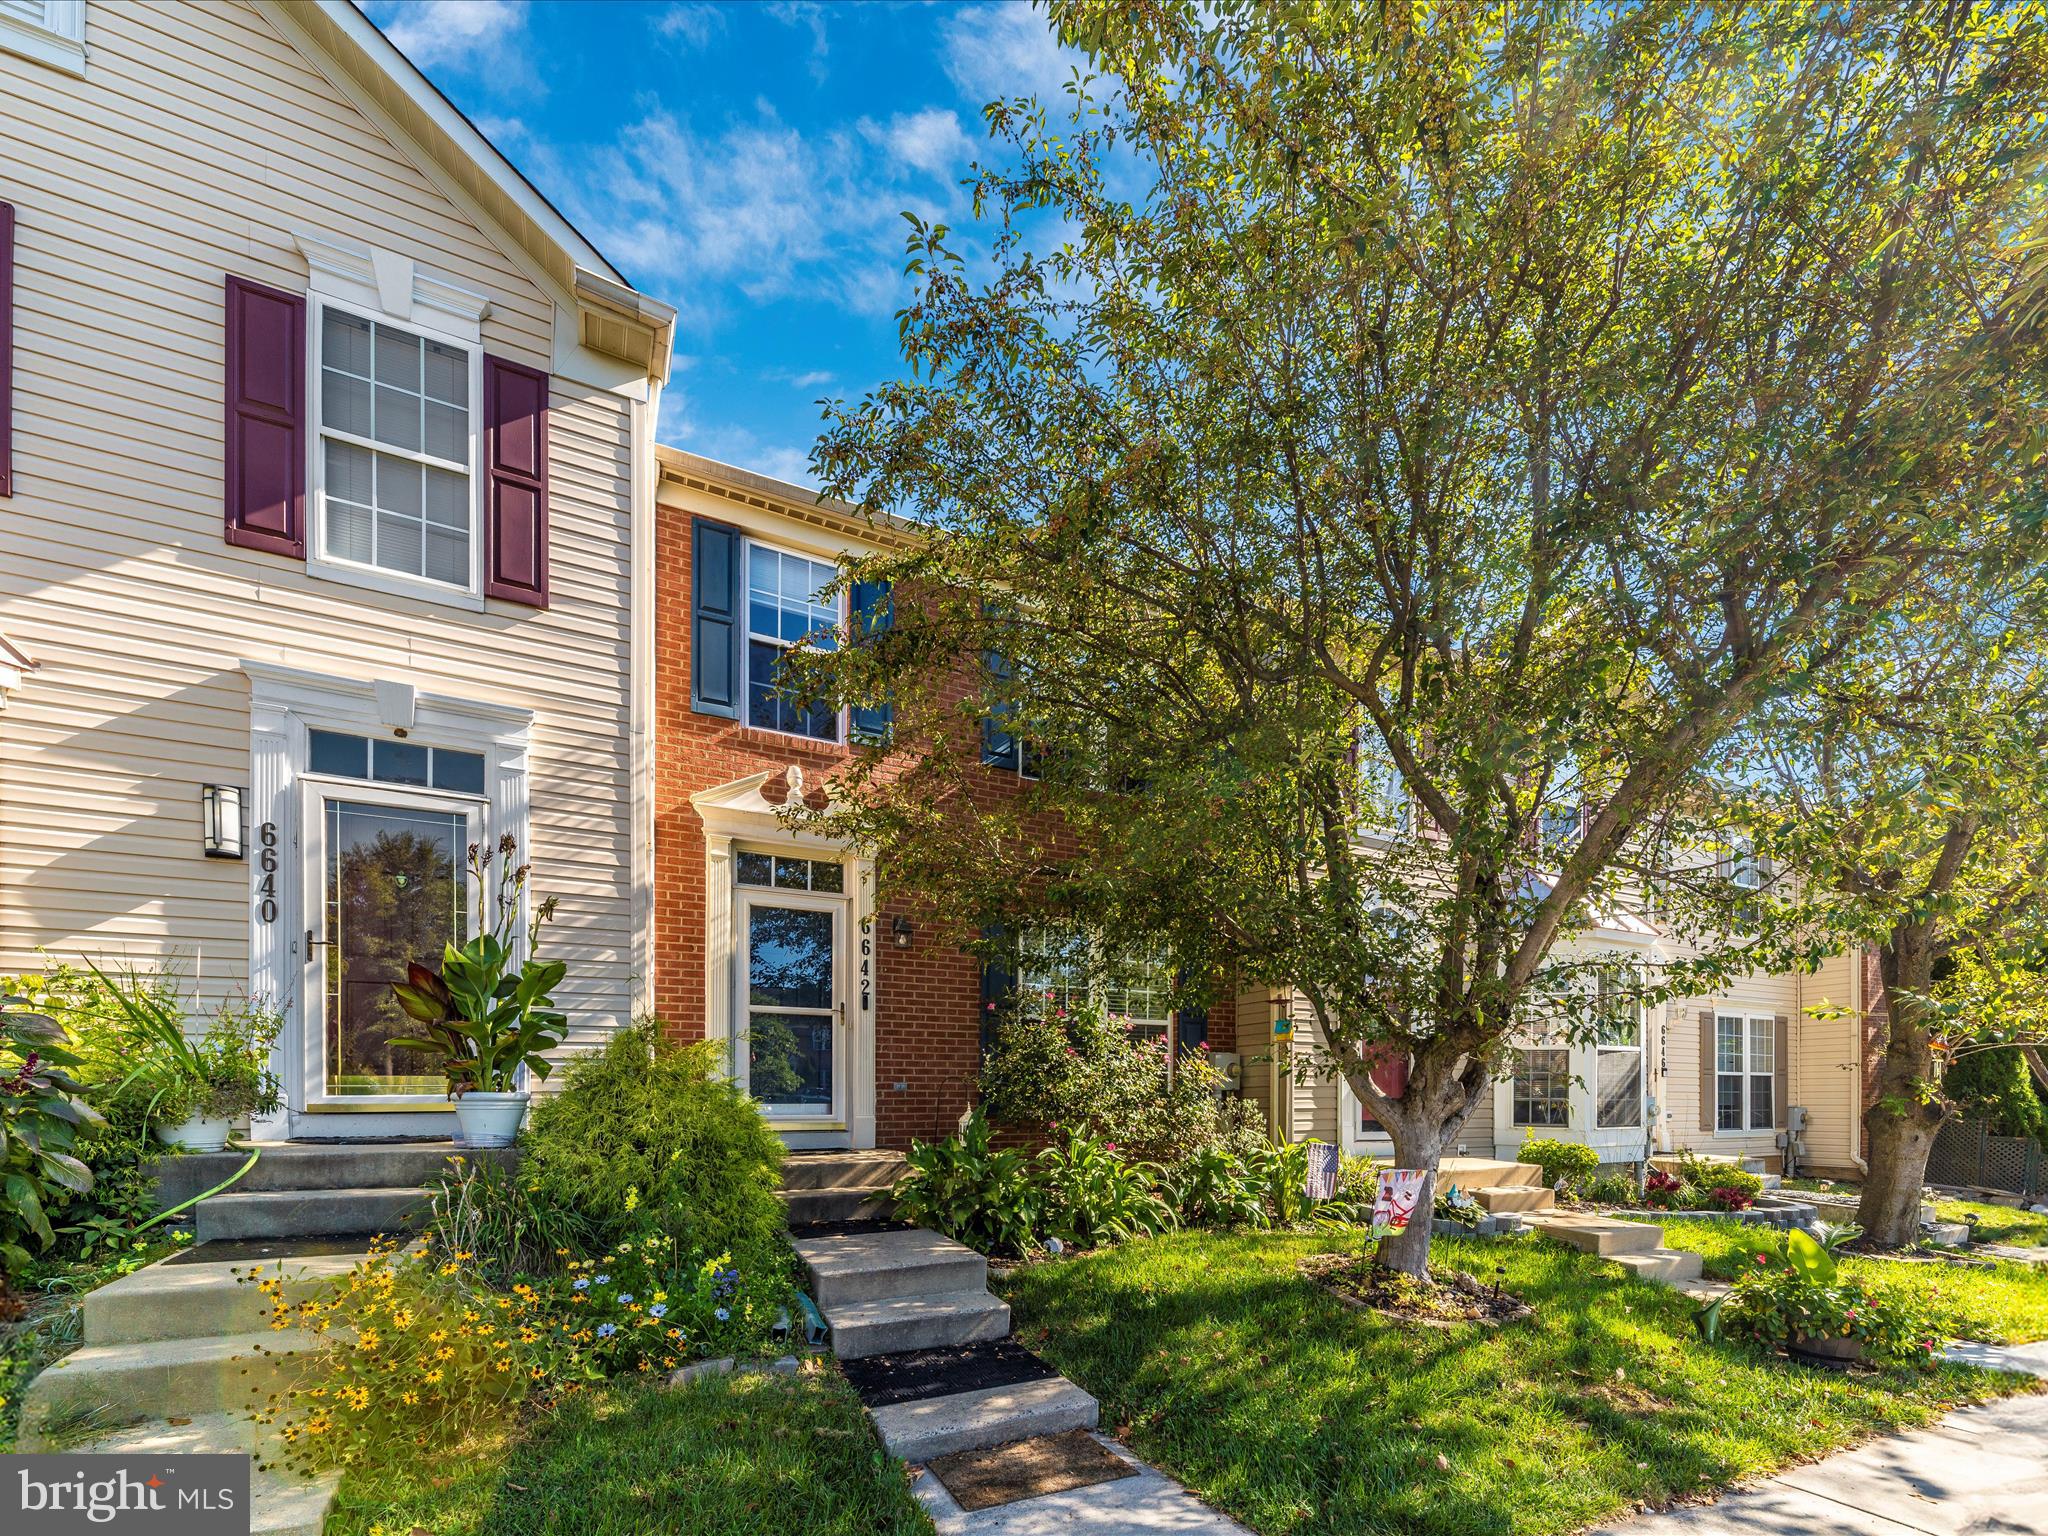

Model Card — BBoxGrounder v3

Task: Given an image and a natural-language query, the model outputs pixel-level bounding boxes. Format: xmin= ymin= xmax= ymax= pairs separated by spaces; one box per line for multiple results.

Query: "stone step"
xmin=1612 ymin=1248 xmax=1706 ymax=1284
xmin=18 ymin=1328 xmax=330 ymax=1444
xmin=1523 ymin=1213 xmax=1664 ymax=1257
xmin=798 ymin=1228 xmax=987 ymax=1309
xmin=781 ymin=1149 xmax=907 ymax=1192
xmin=196 ymin=1186 xmax=424 ymax=1241
xmin=154 ymin=1142 xmax=510 ymax=1206
xmin=86 ymin=1249 xmax=368 ymax=1345
xmin=1441 ymin=1157 xmax=1544 ymax=1188
xmin=825 ymin=1288 xmax=1011 ymax=1361
xmin=781 ymin=1185 xmax=896 ymax=1225
xmin=58 ymin=1413 xmax=339 ymax=1536
xmin=1467 ymin=1184 xmax=1556 ymax=1214
xmin=869 ymin=1376 xmax=1099 ymax=1463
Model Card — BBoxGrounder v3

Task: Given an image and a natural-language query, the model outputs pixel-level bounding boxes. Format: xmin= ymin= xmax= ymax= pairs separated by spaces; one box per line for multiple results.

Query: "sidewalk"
xmin=1588 ymin=1342 xmax=2048 ymax=1536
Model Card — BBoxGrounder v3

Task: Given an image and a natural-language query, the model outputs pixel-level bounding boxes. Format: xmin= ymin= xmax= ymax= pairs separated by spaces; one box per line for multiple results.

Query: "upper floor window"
xmin=745 ymin=541 xmax=841 ymax=742
xmin=0 ymin=0 xmax=86 ymax=74
xmin=315 ymin=304 xmax=477 ymax=592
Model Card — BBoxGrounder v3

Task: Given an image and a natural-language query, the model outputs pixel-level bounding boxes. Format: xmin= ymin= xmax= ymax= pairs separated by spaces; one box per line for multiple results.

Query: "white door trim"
xmin=735 ymin=884 xmax=847 ymax=1129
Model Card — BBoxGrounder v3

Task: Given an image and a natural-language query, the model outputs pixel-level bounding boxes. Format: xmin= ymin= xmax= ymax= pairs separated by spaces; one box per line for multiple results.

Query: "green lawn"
xmin=1780 ymin=1179 xmax=2048 ymax=1249
xmin=1652 ymin=1218 xmax=2048 ymax=1344
xmin=324 ymin=1368 xmax=934 ymax=1536
xmin=996 ymin=1231 xmax=2042 ymax=1536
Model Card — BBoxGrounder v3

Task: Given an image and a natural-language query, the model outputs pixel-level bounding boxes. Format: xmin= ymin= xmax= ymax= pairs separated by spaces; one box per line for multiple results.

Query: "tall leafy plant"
xmin=82 ymin=959 xmax=282 ymax=1126
xmin=390 ymin=835 xmax=568 ymax=1095
xmin=1 ymin=991 xmax=102 ymax=1281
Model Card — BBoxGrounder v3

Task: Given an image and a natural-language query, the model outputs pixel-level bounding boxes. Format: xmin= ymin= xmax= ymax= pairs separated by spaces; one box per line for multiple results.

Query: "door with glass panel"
xmin=736 ymin=852 xmax=845 ymax=1123
xmin=303 ymin=780 xmax=480 ymax=1104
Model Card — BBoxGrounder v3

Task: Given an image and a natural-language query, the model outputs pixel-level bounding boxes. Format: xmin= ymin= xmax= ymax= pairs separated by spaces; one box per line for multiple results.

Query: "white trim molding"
xmin=293 ymin=228 xmax=493 ymax=341
xmin=0 ymin=0 xmax=86 ymax=75
xmin=0 ymin=631 xmax=35 ymax=711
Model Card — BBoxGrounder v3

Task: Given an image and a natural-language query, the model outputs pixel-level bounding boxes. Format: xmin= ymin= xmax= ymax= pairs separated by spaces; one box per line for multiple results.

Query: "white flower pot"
xmin=156 ymin=1114 xmax=233 ymax=1153
xmin=454 ymin=1090 xmax=529 ymax=1148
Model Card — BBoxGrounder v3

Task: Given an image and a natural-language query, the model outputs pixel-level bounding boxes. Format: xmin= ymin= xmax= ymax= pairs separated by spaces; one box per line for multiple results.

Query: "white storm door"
xmin=737 ymin=888 xmax=846 ymax=1125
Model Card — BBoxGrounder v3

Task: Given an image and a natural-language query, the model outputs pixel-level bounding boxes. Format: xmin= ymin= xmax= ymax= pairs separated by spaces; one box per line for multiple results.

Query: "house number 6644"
xmin=256 ymin=821 xmax=279 ymax=924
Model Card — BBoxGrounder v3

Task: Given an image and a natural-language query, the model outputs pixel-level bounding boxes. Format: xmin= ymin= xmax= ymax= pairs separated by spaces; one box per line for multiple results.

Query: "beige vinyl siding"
xmin=0 ymin=3 xmax=638 ymax=1051
xmin=1791 ymin=948 xmax=1862 ymax=1174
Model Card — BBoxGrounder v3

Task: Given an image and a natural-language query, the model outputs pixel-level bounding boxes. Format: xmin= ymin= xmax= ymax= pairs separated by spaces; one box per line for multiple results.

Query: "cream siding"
xmin=0 ymin=5 xmax=643 ymax=1076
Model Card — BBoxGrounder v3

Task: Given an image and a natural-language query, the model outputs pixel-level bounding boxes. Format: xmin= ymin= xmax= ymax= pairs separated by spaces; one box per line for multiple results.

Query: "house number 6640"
xmin=256 ymin=821 xmax=279 ymax=924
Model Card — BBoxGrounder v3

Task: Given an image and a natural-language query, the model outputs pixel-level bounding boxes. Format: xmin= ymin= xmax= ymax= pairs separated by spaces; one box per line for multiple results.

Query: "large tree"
xmin=1741 ymin=580 xmax=2048 ymax=1246
xmin=798 ymin=0 xmax=2048 ymax=1274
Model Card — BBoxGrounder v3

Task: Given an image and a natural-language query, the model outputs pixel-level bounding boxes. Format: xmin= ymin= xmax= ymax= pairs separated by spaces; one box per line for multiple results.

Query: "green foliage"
xmin=1942 ymin=1048 xmax=2047 ymax=1143
xmin=976 ymin=997 xmax=1264 ymax=1161
xmin=1702 ymin=1225 xmax=1947 ymax=1369
xmin=389 ymin=836 xmax=568 ymax=1095
xmin=1035 ymin=1129 xmax=1175 ymax=1247
xmin=1583 ymin=1174 xmax=1638 ymax=1205
xmin=72 ymin=960 xmax=282 ymax=1127
xmin=419 ymin=1154 xmax=591 ymax=1288
xmin=522 ymin=1023 xmax=788 ymax=1284
xmin=0 ymin=991 xmax=103 ymax=1280
xmin=1518 ymin=1138 xmax=1600 ymax=1194
xmin=1160 ymin=1144 xmax=1268 ymax=1229
xmin=890 ymin=1108 xmax=1043 ymax=1256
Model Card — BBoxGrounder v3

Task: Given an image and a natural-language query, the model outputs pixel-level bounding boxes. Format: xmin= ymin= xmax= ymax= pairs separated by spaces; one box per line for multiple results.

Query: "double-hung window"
xmin=1512 ymin=1046 xmax=1570 ymax=1127
xmin=1017 ymin=927 xmax=1174 ymax=1042
xmin=745 ymin=541 xmax=842 ymax=742
xmin=1715 ymin=1013 xmax=1776 ymax=1131
xmin=1593 ymin=967 xmax=1643 ymax=1129
xmin=316 ymin=305 xmax=478 ymax=592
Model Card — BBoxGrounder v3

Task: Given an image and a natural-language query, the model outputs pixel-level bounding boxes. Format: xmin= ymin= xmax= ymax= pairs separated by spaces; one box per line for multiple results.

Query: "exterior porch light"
xmin=891 ymin=914 xmax=914 ymax=949
xmin=201 ymin=783 xmax=246 ymax=859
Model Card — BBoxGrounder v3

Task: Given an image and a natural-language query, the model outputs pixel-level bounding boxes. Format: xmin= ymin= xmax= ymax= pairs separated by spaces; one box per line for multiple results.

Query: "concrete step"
xmin=154 ymin=1142 xmax=511 ymax=1205
xmin=196 ymin=1186 xmax=424 ymax=1241
xmin=86 ymin=1249 xmax=369 ymax=1345
xmin=781 ymin=1185 xmax=896 ymax=1225
xmin=18 ymin=1328 xmax=330 ymax=1444
xmin=57 ymin=1413 xmax=338 ymax=1536
xmin=1467 ymin=1184 xmax=1556 ymax=1214
xmin=798 ymin=1228 xmax=987 ymax=1309
xmin=1523 ymin=1212 xmax=1665 ymax=1257
xmin=782 ymin=1149 xmax=907 ymax=1192
xmin=869 ymin=1376 xmax=1099 ymax=1463
xmin=825 ymin=1288 xmax=1011 ymax=1361
xmin=1441 ymin=1157 xmax=1543 ymax=1188
xmin=1612 ymin=1248 xmax=1706 ymax=1284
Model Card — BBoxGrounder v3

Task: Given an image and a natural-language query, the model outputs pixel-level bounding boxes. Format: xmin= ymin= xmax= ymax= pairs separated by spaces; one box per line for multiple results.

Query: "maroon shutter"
xmin=222 ymin=276 xmax=306 ymax=556
xmin=1357 ymin=1045 xmax=1409 ymax=1129
xmin=484 ymin=354 xmax=549 ymax=608
xmin=1 ymin=201 xmax=15 ymax=497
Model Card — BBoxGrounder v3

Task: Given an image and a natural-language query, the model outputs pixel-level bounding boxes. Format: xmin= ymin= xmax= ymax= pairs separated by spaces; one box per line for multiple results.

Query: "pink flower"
xmin=1105 ymin=1144 xmax=1118 ymax=1152
xmin=1198 ymin=1041 xmax=1211 ymax=1050
xmin=1754 ymin=1253 xmax=1768 ymax=1266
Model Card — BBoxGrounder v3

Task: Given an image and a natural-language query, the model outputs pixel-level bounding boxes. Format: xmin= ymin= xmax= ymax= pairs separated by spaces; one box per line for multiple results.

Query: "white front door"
xmin=300 ymin=778 xmax=483 ymax=1112
xmin=736 ymin=884 xmax=846 ymax=1129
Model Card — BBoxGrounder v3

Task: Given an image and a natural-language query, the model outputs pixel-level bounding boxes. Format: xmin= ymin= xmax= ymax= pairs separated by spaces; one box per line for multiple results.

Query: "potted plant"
xmin=86 ymin=961 xmax=283 ymax=1152
xmin=1698 ymin=1222 xmax=1941 ymax=1367
xmin=389 ymin=835 xmax=567 ymax=1147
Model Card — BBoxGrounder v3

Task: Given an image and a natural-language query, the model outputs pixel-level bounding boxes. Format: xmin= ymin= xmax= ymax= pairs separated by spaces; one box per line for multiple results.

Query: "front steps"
xmin=19 ymin=1246 xmax=359 ymax=1534
xmin=1439 ymin=1157 xmax=1559 ymax=1217
xmin=160 ymin=1141 xmax=513 ymax=1242
xmin=781 ymin=1149 xmax=905 ymax=1225
xmin=1522 ymin=1210 xmax=1717 ymax=1295
xmin=795 ymin=1225 xmax=1098 ymax=1460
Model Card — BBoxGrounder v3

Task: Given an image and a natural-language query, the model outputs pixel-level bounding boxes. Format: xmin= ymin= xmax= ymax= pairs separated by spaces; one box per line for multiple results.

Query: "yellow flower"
xmin=422 ymin=1368 xmax=443 ymax=1385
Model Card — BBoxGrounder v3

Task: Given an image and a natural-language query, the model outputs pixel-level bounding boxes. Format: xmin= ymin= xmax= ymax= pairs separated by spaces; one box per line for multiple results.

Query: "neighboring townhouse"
xmin=0 ymin=0 xmax=674 ymax=1137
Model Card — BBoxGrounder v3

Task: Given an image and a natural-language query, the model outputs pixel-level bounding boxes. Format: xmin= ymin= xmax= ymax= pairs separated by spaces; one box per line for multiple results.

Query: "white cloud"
xmin=371 ymin=0 xmax=537 ymax=90
xmin=765 ymin=1 xmax=830 ymax=83
xmin=777 ymin=368 xmax=837 ymax=390
xmin=862 ymin=107 xmax=975 ymax=179
xmin=653 ymin=2 xmax=726 ymax=50
xmin=941 ymin=2 xmax=1080 ymax=107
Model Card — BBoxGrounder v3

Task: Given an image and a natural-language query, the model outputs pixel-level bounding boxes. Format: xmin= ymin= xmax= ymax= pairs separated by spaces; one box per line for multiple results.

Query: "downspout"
xmin=628 ymin=387 xmax=658 ymax=1021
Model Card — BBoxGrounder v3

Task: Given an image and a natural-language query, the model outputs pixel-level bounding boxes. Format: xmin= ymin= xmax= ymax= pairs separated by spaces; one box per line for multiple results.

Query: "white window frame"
xmin=1016 ymin=926 xmax=1174 ymax=1040
xmin=740 ymin=535 xmax=846 ymax=744
xmin=1510 ymin=1044 xmax=1573 ymax=1129
xmin=1714 ymin=1011 xmax=1777 ymax=1134
xmin=1593 ymin=968 xmax=1644 ymax=1131
xmin=0 ymin=0 xmax=86 ymax=75
xmin=308 ymin=295 xmax=485 ymax=606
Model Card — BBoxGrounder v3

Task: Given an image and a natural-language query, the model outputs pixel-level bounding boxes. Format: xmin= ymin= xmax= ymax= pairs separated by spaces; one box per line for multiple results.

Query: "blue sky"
xmin=360 ymin=0 xmax=1078 ymax=486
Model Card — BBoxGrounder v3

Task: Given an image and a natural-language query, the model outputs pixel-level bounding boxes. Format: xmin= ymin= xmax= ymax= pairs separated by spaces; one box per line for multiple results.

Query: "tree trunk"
xmin=1856 ymin=937 xmax=1948 ymax=1248
xmin=1374 ymin=1115 xmax=1447 ymax=1277
xmin=1354 ymin=1043 xmax=1488 ymax=1279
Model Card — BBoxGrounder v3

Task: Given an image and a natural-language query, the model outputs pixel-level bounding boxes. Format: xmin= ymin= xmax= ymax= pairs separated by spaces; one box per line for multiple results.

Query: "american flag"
xmin=1304 ymin=1142 xmax=1340 ymax=1201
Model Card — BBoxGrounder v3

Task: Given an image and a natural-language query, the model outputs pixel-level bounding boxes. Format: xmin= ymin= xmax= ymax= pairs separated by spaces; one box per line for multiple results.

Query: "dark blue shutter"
xmin=1176 ymin=1001 xmax=1209 ymax=1054
xmin=979 ymin=923 xmax=1016 ymax=1053
xmin=981 ymin=650 xmax=1019 ymax=769
xmin=691 ymin=517 xmax=742 ymax=719
xmin=849 ymin=578 xmax=893 ymax=745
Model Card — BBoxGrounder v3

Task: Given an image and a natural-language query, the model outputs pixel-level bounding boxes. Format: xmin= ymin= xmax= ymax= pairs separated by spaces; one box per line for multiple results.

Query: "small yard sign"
xmin=1373 ymin=1168 xmax=1428 ymax=1231
xmin=1304 ymin=1142 xmax=1339 ymax=1200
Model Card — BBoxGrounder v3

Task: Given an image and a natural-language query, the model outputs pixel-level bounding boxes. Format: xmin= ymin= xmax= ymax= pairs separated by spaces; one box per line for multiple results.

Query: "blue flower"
xmin=597 ymin=1323 xmax=617 ymax=1338
xmin=595 ymin=1274 xmax=610 ymax=1285
xmin=619 ymin=1294 xmax=634 ymax=1305
xmin=649 ymin=1303 xmax=667 ymax=1319
xmin=714 ymin=1307 xmax=730 ymax=1322
xmin=572 ymin=1278 xmax=589 ymax=1291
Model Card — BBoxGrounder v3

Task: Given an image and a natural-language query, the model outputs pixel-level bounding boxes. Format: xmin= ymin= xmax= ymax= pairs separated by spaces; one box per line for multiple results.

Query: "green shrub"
xmin=0 ymin=991 xmax=103 ymax=1282
xmin=1702 ymin=1225 xmax=1945 ymax=1368
xmin=1583 ymin=1173 xmax=1638 ymax=1205
xmin=419 ymin=1154 xmax=591 ymax=1287
xmin=1675 ymin=1149 xmax=1764 ymax=1202
xmin=977 ymin=997 xmax=1263 ymax=1161
xmin=523 ymin=1022 xmax=787 ymax=1281
xmin=891 ymin=1108 xmax=1043 ymax=1255
xmin=1942 ymin=1047 xmax=2047 ymax=1143
xmin=1036 ymin=1130 xmax=1175 ymax=1247
xmin=1518 ymin=1136 xmax=1599 ymax=1192
xmin=1162 ymin=1144 xmax=1269 ymax=1228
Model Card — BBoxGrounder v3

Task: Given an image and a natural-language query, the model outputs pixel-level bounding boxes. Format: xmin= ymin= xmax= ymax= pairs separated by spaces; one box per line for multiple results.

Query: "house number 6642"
xmin=256 ymin=821 xmax=279 ymax=924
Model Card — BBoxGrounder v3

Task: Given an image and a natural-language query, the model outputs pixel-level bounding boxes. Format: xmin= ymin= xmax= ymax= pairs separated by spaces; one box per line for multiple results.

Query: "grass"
xmin=1780 ymin=1179 xmax=2048 ymax=1248
xmin=324 ymin=1366 xmax=935 ymax=1536
xmin=995 ymin=1230 xmax=2042 ymax=1536
xmin=1652 ymin=1218 xmax=2048 ymax=1344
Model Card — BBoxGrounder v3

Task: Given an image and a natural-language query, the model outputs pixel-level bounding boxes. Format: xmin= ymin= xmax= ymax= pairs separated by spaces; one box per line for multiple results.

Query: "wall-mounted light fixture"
xmin=890 ymin=914 xmax=914 ymax=950
xmin=201 ymin=784 xmax=246 ymax=859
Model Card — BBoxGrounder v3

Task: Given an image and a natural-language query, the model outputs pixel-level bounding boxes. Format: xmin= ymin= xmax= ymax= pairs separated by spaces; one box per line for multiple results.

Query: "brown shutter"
xmin=223 ymin=276 xmax=306 ymax=557
xmin=1774 ymin=1014 xmax=1790 ymax=1130
xmin=0 ymin=200 xmax=13 ymax=498
xmin=1699 ymin=1010 xmax=1716 ymax=1132
xmin=483 ymin=354 xmax=549 ymax=608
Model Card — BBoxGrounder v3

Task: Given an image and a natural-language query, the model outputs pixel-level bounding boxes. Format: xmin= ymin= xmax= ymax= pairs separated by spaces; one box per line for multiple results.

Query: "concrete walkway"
xmin=1587 ymin=1342 xmax=2048 ymax=1536
xmin=911 ymin=1433 xmax=1254 ymax=1536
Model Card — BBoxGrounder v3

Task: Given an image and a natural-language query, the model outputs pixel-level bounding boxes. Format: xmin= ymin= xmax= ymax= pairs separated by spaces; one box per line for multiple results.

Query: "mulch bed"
xmin=1298 ymin=1252 xmax=1536 ymax=1327
xmin=841 ymin=1338 xmax=1061 ymax=1409
xmin=928 ymin=1429 xmax=1136 ymax=1511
